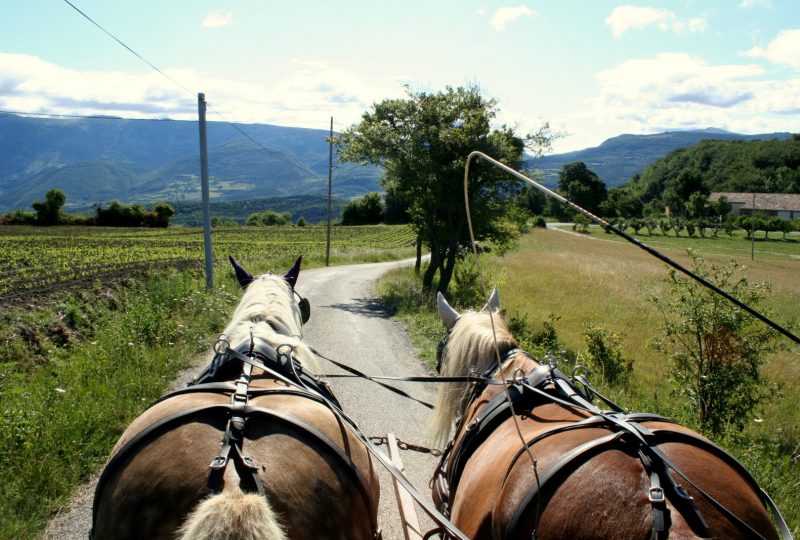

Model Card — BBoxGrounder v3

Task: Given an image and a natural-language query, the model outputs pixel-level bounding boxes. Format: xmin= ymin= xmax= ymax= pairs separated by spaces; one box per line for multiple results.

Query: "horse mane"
xmin=428 ymin=310 xmax=518 ymax=447
xmin=222 ymin=273 xmax=320 ymax=373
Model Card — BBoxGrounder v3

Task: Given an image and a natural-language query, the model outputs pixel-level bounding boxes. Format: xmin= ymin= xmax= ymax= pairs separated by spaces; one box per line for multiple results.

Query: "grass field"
xmin=379 ymin=226 xmax=800 ymax=534
xmin=0 ymin=224 xmax=416 ymax=540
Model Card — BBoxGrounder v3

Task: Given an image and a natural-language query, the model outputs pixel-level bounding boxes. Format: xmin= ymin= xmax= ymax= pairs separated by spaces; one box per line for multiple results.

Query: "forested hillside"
xmin=529 ymin=129 xmax=792 ymax=188
xmin=622 ymin=135 xmax=800 ymax=202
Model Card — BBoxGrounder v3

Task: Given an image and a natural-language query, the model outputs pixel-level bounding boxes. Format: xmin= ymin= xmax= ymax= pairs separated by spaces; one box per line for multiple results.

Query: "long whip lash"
xmin=463 ymin=150 xmax=800 ymax=346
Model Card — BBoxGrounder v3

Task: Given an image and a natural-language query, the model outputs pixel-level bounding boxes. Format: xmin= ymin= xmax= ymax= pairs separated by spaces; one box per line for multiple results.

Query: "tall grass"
xmin=377 ymin=228 xmax=799 ymax=534
xmin=0 ymin=236 xmax=419 ymax=540
xmin=0 ymin=269 xmax=241 ymax=539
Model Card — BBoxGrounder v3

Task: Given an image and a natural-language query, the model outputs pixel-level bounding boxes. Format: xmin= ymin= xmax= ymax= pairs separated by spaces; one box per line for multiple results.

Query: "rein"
xmin=431 ymin=351 xmax=793 ymax=540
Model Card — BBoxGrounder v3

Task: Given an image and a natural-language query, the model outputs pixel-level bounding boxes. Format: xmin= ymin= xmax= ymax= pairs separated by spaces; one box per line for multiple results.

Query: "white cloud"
xmin=605 ymin=6 xmax=707 ymax=38
xmin=202 ymin=11 xmax=234 ymax=29
xmin=739 ymin=0 xmax=772 ymax=9
xmin=744 ymin=29 xmax=800 ymax=69
xmin=0 ymin=52 xmax=405 ymax=130
xmin=489 ymin=6 xmax=537 ymax=32
xmin=546 ymin=52 xmax=799 ymax=152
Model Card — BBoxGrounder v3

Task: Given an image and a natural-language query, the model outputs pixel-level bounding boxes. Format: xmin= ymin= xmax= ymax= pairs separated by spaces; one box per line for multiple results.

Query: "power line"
xmin=0 ymin=109 xmax=156 ymax=121
xmin=52 ymin=2 xmax=346 ymax=152
xmin=61 ymin=0 xmax=194 ymax=97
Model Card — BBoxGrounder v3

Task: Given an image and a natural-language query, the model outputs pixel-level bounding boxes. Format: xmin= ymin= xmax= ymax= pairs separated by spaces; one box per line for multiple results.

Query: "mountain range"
xmin=529 ymin=128 xmax=792 ymax=188
xmin=0 ymin=113 xmax=380 ymax=213
xmin=0 ymin=113 xmax=792 ymax=216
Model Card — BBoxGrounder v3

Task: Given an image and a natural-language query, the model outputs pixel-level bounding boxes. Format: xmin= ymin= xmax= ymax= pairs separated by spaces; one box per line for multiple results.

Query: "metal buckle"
xmin=649 ymin=486 xmax=665 ymax=503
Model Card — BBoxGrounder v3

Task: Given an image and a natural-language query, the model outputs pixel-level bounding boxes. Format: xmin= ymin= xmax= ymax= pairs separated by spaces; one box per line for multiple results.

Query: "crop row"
xmin=0 ymin=224 xmax=415 ymax=300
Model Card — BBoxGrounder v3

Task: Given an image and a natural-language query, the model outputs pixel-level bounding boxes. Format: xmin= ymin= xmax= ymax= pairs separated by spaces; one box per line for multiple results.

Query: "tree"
xmin=246 ymin=211 xmax=291 ymax=226
xmin=32 ymin=188 xmax=66 ymax=225
xmin=650 ymin=255 xmax=776 ymax=434
xmin=663 ymin=170 xmax=706 ymax=216
xmin=337 ymin=85 xmax=555 ymax=293
xmin=147 ymin=202 xmax=175 ymax=228
xmin=557 ymin=162 xmax=607 ymax=216
xmin=341 ymin=192 xmax=384 ymax=225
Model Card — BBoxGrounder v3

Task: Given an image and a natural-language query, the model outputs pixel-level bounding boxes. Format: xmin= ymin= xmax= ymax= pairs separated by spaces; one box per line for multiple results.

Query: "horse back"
xmin=483 ymin=416 xmax=778 ymax=540
xmin=93 ymin=381 xmax=380 ymax=540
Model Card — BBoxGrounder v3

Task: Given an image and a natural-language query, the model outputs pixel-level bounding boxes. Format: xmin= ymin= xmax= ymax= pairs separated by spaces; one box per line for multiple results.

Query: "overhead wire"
xmin=59 ymin=0 xmax=338 ymax=155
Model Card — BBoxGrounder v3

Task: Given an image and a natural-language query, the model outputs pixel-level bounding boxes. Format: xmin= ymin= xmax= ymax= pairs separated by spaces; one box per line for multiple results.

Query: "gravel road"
xmin=43 ymin=258 xmax=439 ymax=540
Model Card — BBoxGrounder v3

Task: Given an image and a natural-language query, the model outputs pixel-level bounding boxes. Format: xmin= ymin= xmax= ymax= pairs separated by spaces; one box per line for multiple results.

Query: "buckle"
xmin=649 ymin=487 xmax=665 ymax=503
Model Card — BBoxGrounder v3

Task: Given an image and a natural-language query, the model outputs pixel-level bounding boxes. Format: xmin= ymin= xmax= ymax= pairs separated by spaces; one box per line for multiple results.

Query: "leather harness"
xmin=90 ymin=336 xmax=381 ymax=539
xmin=431 ymin=350 xmax=793 ymax=540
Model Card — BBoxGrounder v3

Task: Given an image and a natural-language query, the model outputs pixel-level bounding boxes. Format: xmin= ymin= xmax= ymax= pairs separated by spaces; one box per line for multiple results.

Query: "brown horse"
xmin=429 ymin=289 xmax=785 ymax=540
xmin=91 ymin=257 xmax=380 ymax=540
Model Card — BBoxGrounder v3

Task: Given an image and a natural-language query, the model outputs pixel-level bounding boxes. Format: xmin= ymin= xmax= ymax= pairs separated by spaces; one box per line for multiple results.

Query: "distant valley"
xmin=0 ymin=113 xmax=792 ymax=219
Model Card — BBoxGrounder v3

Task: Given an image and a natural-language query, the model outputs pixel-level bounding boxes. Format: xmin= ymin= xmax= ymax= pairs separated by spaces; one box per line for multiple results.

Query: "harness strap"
xmin=504 ymin=430 xmax=625 ymax=538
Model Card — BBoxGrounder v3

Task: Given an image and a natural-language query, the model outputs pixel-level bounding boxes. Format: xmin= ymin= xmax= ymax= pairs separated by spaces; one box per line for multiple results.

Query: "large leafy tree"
xmin=337 ymin=85 xmax=554 ymax=293
xmin=557 ymin=162 xmax=607 ymax=216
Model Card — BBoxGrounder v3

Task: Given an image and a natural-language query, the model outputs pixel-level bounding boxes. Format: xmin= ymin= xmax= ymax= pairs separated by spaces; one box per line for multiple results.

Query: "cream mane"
xmin=221 ymin=273 xmax=319 ymax=373
xmin=428 ymin=310 xmax=518 ymax=447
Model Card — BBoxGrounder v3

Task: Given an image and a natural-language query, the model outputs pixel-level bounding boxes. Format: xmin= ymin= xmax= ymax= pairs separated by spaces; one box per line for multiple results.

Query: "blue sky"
xmin=1 ymin=1 xmax=798 ymax=153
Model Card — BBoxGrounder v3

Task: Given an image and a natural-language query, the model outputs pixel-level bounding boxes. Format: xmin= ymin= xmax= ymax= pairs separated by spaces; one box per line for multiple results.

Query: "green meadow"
xmin=379 ymin=227 xmax=799 ymax=534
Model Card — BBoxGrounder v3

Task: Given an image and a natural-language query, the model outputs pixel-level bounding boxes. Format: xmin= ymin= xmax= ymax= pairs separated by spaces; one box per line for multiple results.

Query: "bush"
xmin=246 ymin=210 xmax=292 ymax=226
xmin=342 ymin=192 xmax=384 ymax=225
xmin=579 ymin=323 xmax=633 ymax=386
xmin=649 ymin=254 xmax=778 ymax=434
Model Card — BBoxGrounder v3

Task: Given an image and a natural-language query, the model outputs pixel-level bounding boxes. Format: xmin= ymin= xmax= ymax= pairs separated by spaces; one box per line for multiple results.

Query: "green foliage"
xmin=211 ymin=216 xmax=238 ymax=227
xmin=337 ymin=84 xmax=555 ymax=294
xmin=622 ymin=137 xmax=800 ymax=206
xmin=94 ymin=200 xmax=175 ymax=228
xmin=579 ymin=323 xmax=633 ymax=386
xmin=572 ymin=213 xmax=591 ymax=232
xmin=0 ymin=270 xmax=240 ymax=537
xmin=341 ymin=192 xmax=384 ymax=225
xmin=31 ymin=188 xmax=66 ymax=225
xmin=245 ymin=210 xmax=292 ymax=226
xmin=649 ymin=254 xmax=778 ymax=434
xmin=558 ymin=162 xmax=607 ymax=215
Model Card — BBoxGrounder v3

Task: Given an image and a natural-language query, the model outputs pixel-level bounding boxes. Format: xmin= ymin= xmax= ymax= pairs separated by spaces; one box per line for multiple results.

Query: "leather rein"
xmin=429 ymin=350 xmax=793 ymax=540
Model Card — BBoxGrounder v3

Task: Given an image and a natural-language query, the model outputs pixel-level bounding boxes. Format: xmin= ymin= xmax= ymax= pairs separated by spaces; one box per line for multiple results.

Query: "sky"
xmin=0 ymin=0 xmax=798 ymax=153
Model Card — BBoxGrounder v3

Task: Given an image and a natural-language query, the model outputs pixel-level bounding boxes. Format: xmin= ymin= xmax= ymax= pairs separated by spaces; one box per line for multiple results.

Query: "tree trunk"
xmin=422 ymin=245 xmax=439 ymax=291
xmin=437 ymin=246 xmax=458 ymax=294
xmin=415 ymin=235 xmax=422 ymax=275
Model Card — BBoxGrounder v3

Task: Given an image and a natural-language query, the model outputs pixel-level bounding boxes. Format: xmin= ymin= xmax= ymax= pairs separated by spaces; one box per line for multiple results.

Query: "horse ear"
xmin=229 ymin=256 xmax=254 ymax=288
xmin=481 ymin=287 xmax=500 ymax=313
xmin=437 ymin=292 xmax=460 ymax=331
xmin=284 ymin=256 xmax=302 ymax=288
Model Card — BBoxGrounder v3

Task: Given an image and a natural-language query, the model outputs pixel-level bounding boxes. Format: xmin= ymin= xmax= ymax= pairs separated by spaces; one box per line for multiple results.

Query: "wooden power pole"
xmin=326 ymin=116 xmax=333 ymax=266
xmin=198 ymin=93 xmax=213 ymax=289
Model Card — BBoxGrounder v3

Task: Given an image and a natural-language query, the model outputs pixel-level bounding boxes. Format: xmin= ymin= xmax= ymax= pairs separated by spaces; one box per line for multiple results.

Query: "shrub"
xmin=246 ymin=210 xmax=292 ymax=226
xmin=579 ymin=323 xmax=633 ymax=386
xmin=649 ymin=254 xmax=778 ymax=434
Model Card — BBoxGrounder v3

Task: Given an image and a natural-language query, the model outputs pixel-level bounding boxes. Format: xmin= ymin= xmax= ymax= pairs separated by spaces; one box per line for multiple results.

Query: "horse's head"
xmin=430 ymin=288 xmax=521 ymax=446
xmin=226 ymin=256 xmax=311 ymax=341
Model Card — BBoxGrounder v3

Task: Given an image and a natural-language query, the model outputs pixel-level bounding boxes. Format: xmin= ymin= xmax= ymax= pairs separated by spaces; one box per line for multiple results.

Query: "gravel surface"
xmin=43 ymin=258 xmax=438 ymax=540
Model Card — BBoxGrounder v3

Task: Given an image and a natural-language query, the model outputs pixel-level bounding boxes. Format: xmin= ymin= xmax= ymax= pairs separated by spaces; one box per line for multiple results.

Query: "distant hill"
xmin=0 ymin=113 xmax=381 ymax=213
xmin=527 ymin=128 xmax=793 ymax=188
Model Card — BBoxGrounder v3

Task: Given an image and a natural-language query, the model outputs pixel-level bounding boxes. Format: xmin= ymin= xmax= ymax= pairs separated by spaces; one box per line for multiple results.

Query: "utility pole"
xmin=326 ymin=116 xmax=333 ymax=266
xmin=751 ymin=192 xmax=755 ymax=261
xmin=198 ymin=93 xmax=213 ymax=289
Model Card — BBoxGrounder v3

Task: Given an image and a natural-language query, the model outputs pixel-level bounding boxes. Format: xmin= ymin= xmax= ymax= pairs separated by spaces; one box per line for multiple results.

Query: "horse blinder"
xmin=293 ymin=289 xmax=311 ymax=324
